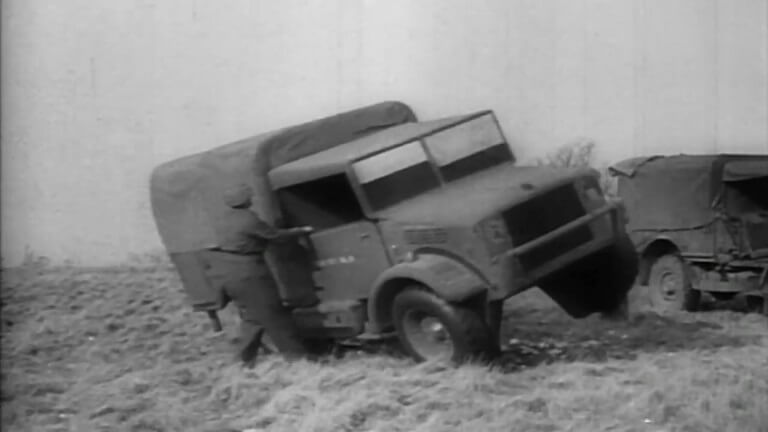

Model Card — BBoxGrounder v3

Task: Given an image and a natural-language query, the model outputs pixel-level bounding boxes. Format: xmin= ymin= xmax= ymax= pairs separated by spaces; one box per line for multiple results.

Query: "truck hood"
xmin=376 ymin=163 xmax=595 ymax=225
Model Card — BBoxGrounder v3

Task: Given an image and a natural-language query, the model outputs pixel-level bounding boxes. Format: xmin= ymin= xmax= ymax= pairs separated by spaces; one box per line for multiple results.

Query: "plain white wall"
xmin=2 ymin=0 xmax=767 ymax=266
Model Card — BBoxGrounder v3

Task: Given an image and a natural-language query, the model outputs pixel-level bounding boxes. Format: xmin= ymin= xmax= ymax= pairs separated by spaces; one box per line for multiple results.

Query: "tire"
xmin=392 ymin=286 xmax=492 ymax=363
xmin=647 ymin=254 xmax=700 ymax=313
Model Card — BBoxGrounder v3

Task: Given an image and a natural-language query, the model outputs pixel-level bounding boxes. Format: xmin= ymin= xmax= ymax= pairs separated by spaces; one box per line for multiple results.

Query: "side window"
xmin=276 ymin=174 xmax=365 ymax=230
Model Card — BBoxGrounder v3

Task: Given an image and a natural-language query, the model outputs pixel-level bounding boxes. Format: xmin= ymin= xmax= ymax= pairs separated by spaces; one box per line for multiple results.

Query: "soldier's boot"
xmin=260 ymin=320 xmax=321 ymax=362
xmin=238 ymin=322 xmax=265 ymax=368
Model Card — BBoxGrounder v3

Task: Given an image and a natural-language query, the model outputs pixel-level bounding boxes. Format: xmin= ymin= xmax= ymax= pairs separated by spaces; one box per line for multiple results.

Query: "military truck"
xmin=610 ymin=154 xmax=768 ymax=315
xmin=150 ymin=101 xmax=638 ymax=362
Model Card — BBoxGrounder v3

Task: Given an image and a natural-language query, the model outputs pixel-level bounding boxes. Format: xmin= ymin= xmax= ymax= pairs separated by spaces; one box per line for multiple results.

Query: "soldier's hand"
xmin=283 ymin=226 xmax=313 ymax=237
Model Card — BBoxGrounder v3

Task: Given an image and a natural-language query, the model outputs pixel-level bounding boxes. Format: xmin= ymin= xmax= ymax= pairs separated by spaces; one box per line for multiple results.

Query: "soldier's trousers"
xmin=202 ymin=251 xmax=309 ymax=358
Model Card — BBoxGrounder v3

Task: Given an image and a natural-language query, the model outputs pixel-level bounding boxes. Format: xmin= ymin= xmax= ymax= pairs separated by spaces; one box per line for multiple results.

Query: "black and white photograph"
xmin=1 ymin=1 xmax=767 ymax=431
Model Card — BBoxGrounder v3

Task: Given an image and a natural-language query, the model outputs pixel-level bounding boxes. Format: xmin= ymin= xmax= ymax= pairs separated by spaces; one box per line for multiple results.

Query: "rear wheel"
xmin=392 ymin=287 xmax=493 ymax=363
xmin=647 ymin=254 xmax=700 ymax=313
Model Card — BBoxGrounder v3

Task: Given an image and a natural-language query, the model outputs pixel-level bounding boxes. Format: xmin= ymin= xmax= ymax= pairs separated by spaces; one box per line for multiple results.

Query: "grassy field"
xmin=1 ymin=261 xmax=766 ymax=432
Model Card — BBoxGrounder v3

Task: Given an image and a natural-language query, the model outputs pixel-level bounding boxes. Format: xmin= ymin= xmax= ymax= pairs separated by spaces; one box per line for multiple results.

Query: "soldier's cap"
xmin=223 ymin=183 xmax=253 ymax=208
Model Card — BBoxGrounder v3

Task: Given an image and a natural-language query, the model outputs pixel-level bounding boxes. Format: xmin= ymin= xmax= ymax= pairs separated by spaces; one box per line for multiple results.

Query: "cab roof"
xmin=267 ymin=112 xmax=487 ymax=189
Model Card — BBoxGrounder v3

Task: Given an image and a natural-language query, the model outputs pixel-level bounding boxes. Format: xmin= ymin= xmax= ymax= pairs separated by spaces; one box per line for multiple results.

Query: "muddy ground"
xmin=1 ymin=263 xmax=766 ymax=432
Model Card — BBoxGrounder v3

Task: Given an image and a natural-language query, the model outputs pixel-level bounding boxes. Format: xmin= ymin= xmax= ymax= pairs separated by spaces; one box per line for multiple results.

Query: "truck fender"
xmin=637 ymin=236 xmax=681 ymax=285
xmin=367 ymin=254 xmax=488 ymax=331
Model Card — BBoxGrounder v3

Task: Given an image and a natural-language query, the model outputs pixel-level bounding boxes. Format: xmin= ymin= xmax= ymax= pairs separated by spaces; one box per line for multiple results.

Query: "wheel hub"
xmin=420 ymin=318 xmax=448 ymax=342
xmin=402 ymin=311 xmax=453 ymax=360
xmin=659 ymin=271 xmax=680 ymax=300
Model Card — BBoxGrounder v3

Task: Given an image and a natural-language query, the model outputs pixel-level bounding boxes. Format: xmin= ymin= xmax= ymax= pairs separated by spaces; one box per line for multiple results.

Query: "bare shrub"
xmin=535 ymin=139 xmax=596 ymax=169
xmin=535 ymin=139 xmax=617 ymax=198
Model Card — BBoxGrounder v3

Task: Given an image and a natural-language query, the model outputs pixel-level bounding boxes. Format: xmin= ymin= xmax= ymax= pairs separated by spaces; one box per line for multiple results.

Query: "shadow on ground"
xmin=313 ymin=308 xmax=764 ymax=375
xmin=495 ymin=311 xmax=762 ymax=371
xmin=327 ymin=283 xmax=766 ymax=371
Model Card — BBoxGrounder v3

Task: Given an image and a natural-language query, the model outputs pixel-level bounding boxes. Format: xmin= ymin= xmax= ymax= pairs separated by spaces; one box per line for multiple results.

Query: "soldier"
xmin=205 ymin=183 xmax=314 ymax=367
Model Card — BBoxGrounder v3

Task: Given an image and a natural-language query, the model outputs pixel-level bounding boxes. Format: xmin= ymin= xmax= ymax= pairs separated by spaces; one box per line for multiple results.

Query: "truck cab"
xmin=266 ymin=111 xmax=637 ymax=360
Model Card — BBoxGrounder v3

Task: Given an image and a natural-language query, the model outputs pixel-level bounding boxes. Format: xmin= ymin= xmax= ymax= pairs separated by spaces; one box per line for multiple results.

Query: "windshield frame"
xmin=346 ymin=111 xmax=513 ymax=216
xmin=423 ymin=112 xmax=513 ymax=182
xmin=346 ymin=139 xmax=443 ymax=216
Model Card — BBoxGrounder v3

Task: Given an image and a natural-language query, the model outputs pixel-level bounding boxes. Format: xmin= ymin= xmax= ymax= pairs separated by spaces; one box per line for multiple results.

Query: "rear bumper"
xmin=494 ymin=201 xmax=627 ymax=298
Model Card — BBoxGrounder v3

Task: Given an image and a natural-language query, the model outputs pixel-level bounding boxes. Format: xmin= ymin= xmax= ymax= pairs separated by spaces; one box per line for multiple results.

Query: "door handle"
xmin=360 ymin=233 xmax=370 ymax=239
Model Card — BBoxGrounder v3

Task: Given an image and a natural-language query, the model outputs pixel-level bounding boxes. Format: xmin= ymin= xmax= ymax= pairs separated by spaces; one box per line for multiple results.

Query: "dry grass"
xmin=1 ymin=262 xmax=766 ymax=432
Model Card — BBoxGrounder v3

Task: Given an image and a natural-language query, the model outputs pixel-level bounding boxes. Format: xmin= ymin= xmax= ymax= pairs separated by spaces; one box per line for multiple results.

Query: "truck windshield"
xmin=424 ymin=113 xmax=513 ymax=182
xmin=353 ymin=141 xmax=440 ymax=211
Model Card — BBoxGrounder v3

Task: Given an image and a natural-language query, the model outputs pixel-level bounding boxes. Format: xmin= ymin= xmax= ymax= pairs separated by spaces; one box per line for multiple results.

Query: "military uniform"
xmin=205 ymin=184 xmax=311 ymax=365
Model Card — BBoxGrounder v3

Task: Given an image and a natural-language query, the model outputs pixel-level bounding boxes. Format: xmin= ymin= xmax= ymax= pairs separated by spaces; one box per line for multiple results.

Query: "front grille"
xmin=502 ymin=183 xmax=591 ymax=271
xmin=517 ymin=226 xmax=593 ymax=271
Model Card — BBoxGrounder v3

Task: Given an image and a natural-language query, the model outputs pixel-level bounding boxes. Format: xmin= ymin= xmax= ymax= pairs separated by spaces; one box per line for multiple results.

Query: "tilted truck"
xmin=150 ymin=101 xmax=638 ymax=362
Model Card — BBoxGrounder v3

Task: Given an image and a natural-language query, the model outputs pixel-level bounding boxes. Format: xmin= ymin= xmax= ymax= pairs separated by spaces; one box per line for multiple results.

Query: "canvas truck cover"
xmin=609 ymin=155 xmax=720 ymax=231
xmin=150 ymin=101 xmax=416 ymax=253
xmin=149 ymin=101 xmax=416 ymax=310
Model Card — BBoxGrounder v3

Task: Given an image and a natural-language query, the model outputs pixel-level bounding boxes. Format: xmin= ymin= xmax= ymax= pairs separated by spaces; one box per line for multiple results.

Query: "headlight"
xmin=477 ymin=216 xmax=512 ymax=257
xmin=481 ymin=217 xmax=510 ymax=244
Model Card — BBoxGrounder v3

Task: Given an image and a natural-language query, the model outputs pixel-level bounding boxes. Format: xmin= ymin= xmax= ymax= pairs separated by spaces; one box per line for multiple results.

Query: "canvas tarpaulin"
xmin=609 ymin=155 xmax=719 ymax=231
xmin=150 ymin=101 xmax=417 ymax=310
xmin=150 ymin=101 xmax=417 ymax=253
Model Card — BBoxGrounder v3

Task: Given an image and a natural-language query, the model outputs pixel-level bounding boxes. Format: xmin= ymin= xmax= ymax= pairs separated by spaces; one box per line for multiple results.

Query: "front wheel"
xmin=647 ymin=254 xmax=700 ymax=313
xmin=392 ymin=287 xmax=493 ymax=363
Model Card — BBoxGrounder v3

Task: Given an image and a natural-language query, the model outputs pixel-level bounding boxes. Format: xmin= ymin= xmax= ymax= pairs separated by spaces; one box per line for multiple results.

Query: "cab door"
xmin=309 ymin=221 xmax=392 ymax=301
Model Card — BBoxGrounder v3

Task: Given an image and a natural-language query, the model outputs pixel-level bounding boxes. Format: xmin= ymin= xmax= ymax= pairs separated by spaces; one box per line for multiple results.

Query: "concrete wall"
xmin=2 ymin=0 xmax=767 ymax=266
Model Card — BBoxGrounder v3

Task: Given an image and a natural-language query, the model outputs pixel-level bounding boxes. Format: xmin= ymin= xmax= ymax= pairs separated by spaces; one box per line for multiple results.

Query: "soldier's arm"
xmin=244 ymin=215 xmax=312 ymax=241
